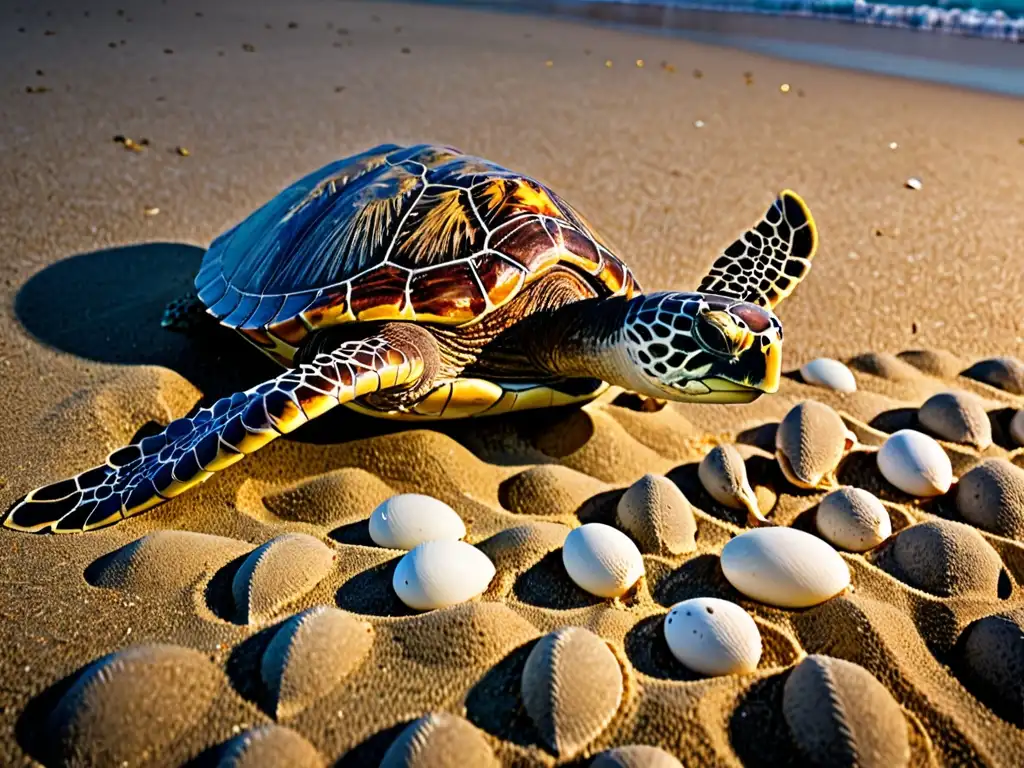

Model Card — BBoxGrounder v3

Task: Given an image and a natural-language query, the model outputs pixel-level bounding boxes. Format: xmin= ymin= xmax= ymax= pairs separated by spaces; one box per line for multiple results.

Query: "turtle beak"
xmin=759 ymin=339 xmax=782 ymax=394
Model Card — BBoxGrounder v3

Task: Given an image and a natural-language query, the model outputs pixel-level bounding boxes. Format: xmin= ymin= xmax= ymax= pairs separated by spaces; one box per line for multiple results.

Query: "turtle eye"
xmin=694 ymin=310 xmax=752 ymax=357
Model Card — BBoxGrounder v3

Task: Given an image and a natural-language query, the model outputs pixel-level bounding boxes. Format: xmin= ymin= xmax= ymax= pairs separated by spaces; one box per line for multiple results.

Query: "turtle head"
xmin=618 ymin=291 xmax=783 ymax=403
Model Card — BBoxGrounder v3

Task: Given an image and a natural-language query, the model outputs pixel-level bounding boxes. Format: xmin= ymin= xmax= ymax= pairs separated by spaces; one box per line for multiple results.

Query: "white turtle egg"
xmin=663 ymin=597 xmax=762 ymax=676
xmin=392 ymin=540 xmax=495 ymax=611
xmin=369 ymin=494 xmax=466 ymax=550
xmin=816 ymin=487 xmax=891 ymax=552
xmin=799 ymin=358 xmax=857 ymax=393
xmin=877 ymin=429 xmax=953 ymax=497
xmin=1010 ymin=409 xmax=1024 ymax=447
xmin=720 ymin=527 xmax=850 ymax=609
xmin=562 ymin=523 xmax=645 ymax=598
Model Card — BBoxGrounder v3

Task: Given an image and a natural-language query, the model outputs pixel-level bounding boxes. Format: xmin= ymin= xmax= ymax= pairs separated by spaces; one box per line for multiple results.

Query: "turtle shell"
xmin=195 ymin=143 xmax=639 ymax=359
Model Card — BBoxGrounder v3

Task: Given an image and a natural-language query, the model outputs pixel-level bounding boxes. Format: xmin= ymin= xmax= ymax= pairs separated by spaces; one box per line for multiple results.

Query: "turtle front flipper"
xmin=4 ymin=325 xmax=434 ymax=534
xmin=697 ymin=190 xmax=819 ymax=310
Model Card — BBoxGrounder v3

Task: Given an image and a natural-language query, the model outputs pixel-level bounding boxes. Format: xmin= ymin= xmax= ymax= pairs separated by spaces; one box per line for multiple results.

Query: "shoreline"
xmin=419 ymin=0 xmax=1024 ymax=96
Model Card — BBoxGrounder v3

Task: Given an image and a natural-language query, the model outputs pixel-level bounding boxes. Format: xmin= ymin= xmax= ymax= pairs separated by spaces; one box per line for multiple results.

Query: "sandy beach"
xmin=2 ymin=0 xmax=1024 ymax=765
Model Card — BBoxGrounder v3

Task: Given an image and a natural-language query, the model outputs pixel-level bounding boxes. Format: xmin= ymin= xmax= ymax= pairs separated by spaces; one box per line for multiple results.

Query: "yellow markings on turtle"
xmin=480 ymin=178 xmax=509 ymax=213
xmin=234 ymin=427 xmax=278 ymax=455
xmin=204 ymin=447 xmax=246 ymax=473
xmin=267 ymin=316 xmax=311 ymax=346
xmin=160 ymin=470 xmax=215 ymax=499
xmin=239 ymin=327 xmax=298 ymax=366
xmin=399 ymin=189 xmax=477 ymax=264
xmin=511 ymin=180 xmax=562 ymax=218
xmin=442 ymin=379 xmax=506 ymax=418
xmin=411 ymin=382 xmax=454 ymax=416
xmin=124 ymin=492 xmax=168 ymax=519
xmin=356 ymin=301 xmax=415 ymax=322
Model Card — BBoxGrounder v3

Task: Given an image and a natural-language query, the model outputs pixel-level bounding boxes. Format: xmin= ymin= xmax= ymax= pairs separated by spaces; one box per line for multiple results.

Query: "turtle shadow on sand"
xmin=11 ymin=242 xmax=560 ymax=452
xmin=14 ymin=243 xmax=267 ymax=398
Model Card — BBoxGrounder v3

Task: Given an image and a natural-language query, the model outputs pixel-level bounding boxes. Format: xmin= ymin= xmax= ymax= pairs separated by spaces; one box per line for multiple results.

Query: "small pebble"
xmin=175 ymin=146 xmax=190 ymax=156
xmin=889 ymin=141 xmax=899 ymax=149
xmin=635 ymin=59 xmax=644 ymax=68
xmin=779 ymin=83 xmax=790 ymax=93
xmin=694 ymin=120 xmax=704 ymax=128
xmin=905 ymin=177 xmax=922 ymax=190
xmin=605 ymin=59 xmax=613 ymax=68
xmin=143 ymin=206 xmax=160 ymax=217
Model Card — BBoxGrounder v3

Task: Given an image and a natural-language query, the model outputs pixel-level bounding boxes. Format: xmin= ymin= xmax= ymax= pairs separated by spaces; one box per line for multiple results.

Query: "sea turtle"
xmin=5 ymin=143 xmax=817 ymax=533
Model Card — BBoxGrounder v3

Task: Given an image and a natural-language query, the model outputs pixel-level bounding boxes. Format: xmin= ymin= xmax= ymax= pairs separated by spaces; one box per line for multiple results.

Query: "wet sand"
xmin=2 ymin=0 xmax=1024 ymax=765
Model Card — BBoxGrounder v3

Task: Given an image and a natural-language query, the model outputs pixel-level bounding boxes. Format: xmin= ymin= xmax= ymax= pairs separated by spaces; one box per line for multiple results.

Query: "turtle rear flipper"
xmin=4 ymin=326 xmax=433 ymax=533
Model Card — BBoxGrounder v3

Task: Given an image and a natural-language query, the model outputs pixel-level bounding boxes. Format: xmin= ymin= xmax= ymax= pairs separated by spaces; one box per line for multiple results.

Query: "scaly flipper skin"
xmin=4 ymin=328 xmax=430 ymax=533
xmin=697 ymin=190 xmax=818 ymax=310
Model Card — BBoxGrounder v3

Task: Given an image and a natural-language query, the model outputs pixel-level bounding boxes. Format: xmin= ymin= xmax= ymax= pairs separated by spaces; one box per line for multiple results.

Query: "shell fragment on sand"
xmin=663 ymin=597 xmax=762 ymax=677
xmin=775 ymin=400 xmax=855 ymax=490
xmin=591 ymin=745 xmax=683 ymax=767
xmin=368 ymin=493 xmax=466 ymax=550
xmin=231 ymin=534 xmax=336 ymax=625
xmin=783 ymin=655 xmax=910 ymax=768
xmin=816 ymin=487 xmax=891 ymax=552
xmin=698 ymin=444 xmax=765 ymax=524
xmin=616 ymin=474 xmax=697 ymax=555
xmin=561 ymin=522 xmax=645 ymax=598
xmin=799 ymin=358 xmax=857 ymax=393
xmin=917 ymin=391 xmax=992 ymax=450
xmin=392 ymin=539 xmax=496 ymax=611
xmin=380 ymin=712 xmax=499 ymax=768
xmin=520 ymin=626 xmax=624 ymax=758
xmin=876 ymin=429 xmax=953 ymax=497
xmin=720 ymin=527 xmax=850 ymax=609
xmin=217 ymin=725 xmax=326 ymax=768
xmin=260 ymin=606 xmax=374 ymax=718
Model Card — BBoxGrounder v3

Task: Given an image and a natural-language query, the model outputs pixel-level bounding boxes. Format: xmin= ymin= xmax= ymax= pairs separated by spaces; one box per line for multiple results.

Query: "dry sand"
xmin=2 ymin=0 xmax=1024 ymax=765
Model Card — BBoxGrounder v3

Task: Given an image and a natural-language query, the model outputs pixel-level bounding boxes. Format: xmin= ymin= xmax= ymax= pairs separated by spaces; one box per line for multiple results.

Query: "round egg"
xmin=720 ymin=527 xmax=850 ymax=609
xmin=816 ymin=487 xmax=891 ymax=552
xmin=663 ymin=597 xmax=762 ymax=676
xmin=799 ymin=358 xmax=857 ymax=394
xmin=369 ymin=494 xmax=466 ymax=550
xmin=877 ymin=429 xmax=953 ymax=497
xmin=562 ymin=523 xmax=645 ymax=598
xmin=392 ymin=540 xmax=495 ymax=611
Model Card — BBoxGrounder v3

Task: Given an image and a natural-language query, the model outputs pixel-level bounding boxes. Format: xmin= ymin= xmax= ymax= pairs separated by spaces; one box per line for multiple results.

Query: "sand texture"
xmin=3 ymin=0 xmax=1024 ymax=765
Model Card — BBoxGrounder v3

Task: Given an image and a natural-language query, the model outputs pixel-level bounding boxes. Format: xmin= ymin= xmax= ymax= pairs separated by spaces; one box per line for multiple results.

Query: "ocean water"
xmin=422 ymin=0 xmax=1024 ymax=96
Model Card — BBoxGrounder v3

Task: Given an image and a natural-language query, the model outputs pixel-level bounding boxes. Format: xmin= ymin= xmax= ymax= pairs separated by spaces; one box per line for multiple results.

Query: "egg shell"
xmin=800 ymin=358 xmax=857 ymax=393
xmin=369 ymin=494 xmax=466 ymax=550
xmin=877 ymin=429 xmax=953 ymax=497
xmin=720 ymin=527 xmax=851 ymax=608
xmin=562 ymin=523 xmax=645 ymax=598
xmin=775 ymin=400 xmax=852 ymax=489
xmin=663 ymin=597 xmax=762 ymax=676
xmin=698 ymin=444 xmax=758 ymax=512
xmin=816 ymin=487 xmax=891 ymax=552
xmin=392 ymin=540 xmax=495 ymax=611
